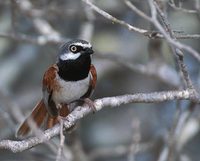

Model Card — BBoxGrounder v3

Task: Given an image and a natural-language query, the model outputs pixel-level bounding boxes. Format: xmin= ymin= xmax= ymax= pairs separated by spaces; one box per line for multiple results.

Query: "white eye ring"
xmin=70 ymin=45 xmax=77 ymax=53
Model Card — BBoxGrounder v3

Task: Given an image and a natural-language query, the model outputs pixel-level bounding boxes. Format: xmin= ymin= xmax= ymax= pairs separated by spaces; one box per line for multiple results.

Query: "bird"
xmin=16 ymin=39 xmax=97 ymax=138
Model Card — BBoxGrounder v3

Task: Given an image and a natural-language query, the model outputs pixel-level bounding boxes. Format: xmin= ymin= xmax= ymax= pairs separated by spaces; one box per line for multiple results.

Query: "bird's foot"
xmin=81 ymin=98 xmax=96 ymax=113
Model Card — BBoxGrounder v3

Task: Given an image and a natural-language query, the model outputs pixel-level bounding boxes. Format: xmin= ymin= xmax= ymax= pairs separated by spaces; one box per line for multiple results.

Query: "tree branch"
xmin=153 ymin=1 xmax=195 ymax=91
xmin=0 ymin=32 xmax=67 ymax=45
xmin=123 ymin=0 xmax=200 ymax=62
xmin=168 ymin=1 xmax=199 ymax=14
xmin=0 ymin=90 xmax=199 ymax=153
xmin=81 ymin=0 xmax=200 ymax=41
xmin=148 ymin=0 xmax=200 ymax=62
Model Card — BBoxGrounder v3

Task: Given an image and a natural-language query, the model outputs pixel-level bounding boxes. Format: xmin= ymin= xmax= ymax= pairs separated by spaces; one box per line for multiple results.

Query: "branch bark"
xmin=81 ymin=0 xmax=200 ymax=40
xmin=0 ymin=90 xmax=199 ymax=153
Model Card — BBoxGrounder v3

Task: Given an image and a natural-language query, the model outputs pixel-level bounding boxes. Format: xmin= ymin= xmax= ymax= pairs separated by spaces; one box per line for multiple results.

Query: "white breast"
xmin=53 ymin=75 xmax=90 ymax=104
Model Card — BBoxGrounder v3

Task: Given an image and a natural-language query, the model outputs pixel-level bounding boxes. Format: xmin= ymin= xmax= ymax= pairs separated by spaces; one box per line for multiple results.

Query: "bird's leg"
xmin=57 ymin=103 xmax=76 ymax=132
xmin=80 ymin=98 xmax=96 ymax=113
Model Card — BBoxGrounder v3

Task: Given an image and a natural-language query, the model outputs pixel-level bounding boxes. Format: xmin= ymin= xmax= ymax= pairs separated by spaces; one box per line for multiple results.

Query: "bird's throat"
xmin=57 ymin=56 xmax=91 ymax=81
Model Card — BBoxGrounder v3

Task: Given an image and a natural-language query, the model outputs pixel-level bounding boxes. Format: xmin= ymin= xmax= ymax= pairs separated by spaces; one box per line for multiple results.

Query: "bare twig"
xmin=158 ymin=102 xmax=197 ymax=161
xmin=10 ymin=0 xmax=18 ymax=34
xmin=150 ymin=1 xmax=198 ymax=160
xmin=79 ymin=1 xmax=95 ymax=41
xmin=166 ymin=101 xmax=182 ymax=161
xmin=0 ymin=90 xmax=199 ymax=153
xmin=157 ymin=145 xmax=169 ymax=161
xmin=0 ymin=32 xmax=180 ymax=88
xmin=81 ymin=0 xmax=149 ymax=35
xmin=153 ymin=1 xmax=195 ymax=91
xmin=0 ymin=0 xmax=200 ymax=48
xmin=15 ymin=0 xmax=63 ymax=43
xmin=176 ymin=49 xmax=194 ymax=90
xmin=89 ymin=142 xmax=153 ymax=160
xmin=127 ymin=118 xmax=141 ymax=161
xmin=174 ymin=34 xmax=200 ymax=40
xmin=125 ymin=0 xmax=152 ymax=22
xmin=168 ymin=1 xmax=199 ymax=14
xmin=7 ymin=0 xmax=62 ymax=45
xmin=125 ymin=0 xmax=197 ymax=37
xmin=0 ymin=32 xmax=67 ymax=45
xmin=125 ymin=0 xmax=200 ymax=62
xmin=70 ymin=132 xmax=90 ymax=161
xmin=96 ymin=52 xmax=180 ymax=87
xmin=148 ymin=0 xmax=200 ymax=62
xmin=82 ymin=0 xmax=199 ymax=40
xmin=56 ymin=119 xmax=65 ymax=161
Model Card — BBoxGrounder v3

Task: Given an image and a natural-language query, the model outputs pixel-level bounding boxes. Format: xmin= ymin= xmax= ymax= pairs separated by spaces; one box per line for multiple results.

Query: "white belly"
xmin=53 ymin=75 xmax=90 ymax=104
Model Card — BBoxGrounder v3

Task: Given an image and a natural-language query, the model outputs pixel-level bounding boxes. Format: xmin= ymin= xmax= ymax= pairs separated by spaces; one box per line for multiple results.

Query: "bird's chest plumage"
xmin=52 ymin=74 xmax=90 ymax=104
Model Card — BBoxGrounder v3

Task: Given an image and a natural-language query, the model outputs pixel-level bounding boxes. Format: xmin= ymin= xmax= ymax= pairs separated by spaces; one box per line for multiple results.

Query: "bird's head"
xmin=58 ymin=39 xmax=93 ymax=62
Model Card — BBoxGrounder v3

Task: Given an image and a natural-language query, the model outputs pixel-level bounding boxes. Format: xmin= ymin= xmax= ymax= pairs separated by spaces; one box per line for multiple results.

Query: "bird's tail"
xmin=46 ymin=104 xmax=69 ymax=129
xmin=16 ymin=100 xmax=69 ymax=138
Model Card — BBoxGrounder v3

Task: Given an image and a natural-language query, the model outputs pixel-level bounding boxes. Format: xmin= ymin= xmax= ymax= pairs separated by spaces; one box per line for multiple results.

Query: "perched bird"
xmin=16 ymin=39 xmax=97 ymax=137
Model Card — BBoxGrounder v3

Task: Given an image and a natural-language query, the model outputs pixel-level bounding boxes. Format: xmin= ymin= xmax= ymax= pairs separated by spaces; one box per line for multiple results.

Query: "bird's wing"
xmin=42 ymin=64 xmax=60 ymax=116
xmin=82 ymin=64 xmax=97 ymax=98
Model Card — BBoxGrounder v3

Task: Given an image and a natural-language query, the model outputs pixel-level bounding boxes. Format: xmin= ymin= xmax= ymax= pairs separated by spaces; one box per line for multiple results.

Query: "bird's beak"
xmin=85 ymin=48 xmax=94 ymax=55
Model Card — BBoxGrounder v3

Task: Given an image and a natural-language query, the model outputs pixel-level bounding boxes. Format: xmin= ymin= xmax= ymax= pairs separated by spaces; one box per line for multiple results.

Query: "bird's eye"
xmin=70 ymin=45 xmax=77 ymax=53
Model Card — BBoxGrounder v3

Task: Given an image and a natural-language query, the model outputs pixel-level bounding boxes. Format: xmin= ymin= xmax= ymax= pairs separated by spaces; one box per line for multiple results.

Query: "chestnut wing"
xmin=82 ymin=64 xmax=97 ymax=98
xmin=42 ymin=64 xmax=59 ymax=116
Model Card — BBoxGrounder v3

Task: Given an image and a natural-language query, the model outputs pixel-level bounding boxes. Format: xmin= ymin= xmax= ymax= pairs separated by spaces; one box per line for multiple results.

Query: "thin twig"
xmin=148 ymin=0 xmax=200 ymax=62
xmin=168 ymin=2 xmax=199 ymax=14
xmin=10 ymin=0 xmax=18 ymax=34
xmin=79 ymin=0 xmax=95 ymax=40
xmin=150 ymin=2 xmax=198 ymax=161
xmin=17 ymin=0 xmax=61 ymax=39
xmin=127 ymin=118 xmax=141 ymax=161
xmin=124 ymin=0 xmax=200 ymax=62
xmin=81 ymin=0 xmax=149 ymax=35
xmin=166 ymin=101 xmax=182 ymax=161
xmin=56 ymin=119 xmax=65 ymax=161
xmin=96 ymin=52 xmax=180 ymax=87
xmin=89 ymin=142 xmax=153 ymax=160
xmin=0 ymin=32 xmax=67 ymax=45
xmin=174 ymin=34 xmax=200 ymax=40
xmin=125 ymin=0 xmax=152 ymax=22
xmin=153 ymin=1 xmax=195 ymax=91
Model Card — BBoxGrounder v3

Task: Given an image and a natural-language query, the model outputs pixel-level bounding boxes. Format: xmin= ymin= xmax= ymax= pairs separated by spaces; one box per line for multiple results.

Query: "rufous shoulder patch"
xmin=43 ymin=64 xmax=59 ymax=92
xmin=90 ymin=64 xmax=97 ymax=89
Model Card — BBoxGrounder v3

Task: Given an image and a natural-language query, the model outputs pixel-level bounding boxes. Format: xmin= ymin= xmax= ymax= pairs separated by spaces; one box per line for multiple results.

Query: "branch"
xmin=0 ymin=32 xmax=180 ymax=88
xmin=81 ymin=0 xmax=200 ymax=40
xmin=123 ymin=0 xmax=200 ymax=62
xmin=148 ymin=0 xmax=200 ymax=62
xmin=168 ymin=1 xmax=199 ymax=14
xmin=89 ymin=142 xmax=153 ymax=160
xmin=0 ymin=32 xmax=67 ymax=45
xmin=153 ymin=1 xmax=195 ymax=90
xmin=96 ymin=52 xmax=180 ymax=87
xmin=81 ymin=0 xmax=149 ymax=35
xmin=17 ymin=0 xmax=61 ymax=38
xmin=0 ymin=90 xmax=199 ymax=153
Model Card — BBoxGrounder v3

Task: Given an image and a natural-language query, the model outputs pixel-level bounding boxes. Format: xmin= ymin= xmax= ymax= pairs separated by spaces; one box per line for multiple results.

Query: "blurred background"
xmin=0 ymin=0 xmax=200 ymax=161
